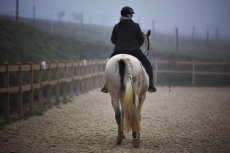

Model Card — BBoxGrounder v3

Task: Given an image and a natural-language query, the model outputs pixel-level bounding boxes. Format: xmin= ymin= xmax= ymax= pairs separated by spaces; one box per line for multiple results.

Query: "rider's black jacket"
xmin=111 ymin=19 xmax=144 ymax=52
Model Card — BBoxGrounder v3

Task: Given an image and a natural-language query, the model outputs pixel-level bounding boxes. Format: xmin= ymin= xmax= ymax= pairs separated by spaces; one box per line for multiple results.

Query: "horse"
xmin=104 ymin=29 xmax=151 ymax=148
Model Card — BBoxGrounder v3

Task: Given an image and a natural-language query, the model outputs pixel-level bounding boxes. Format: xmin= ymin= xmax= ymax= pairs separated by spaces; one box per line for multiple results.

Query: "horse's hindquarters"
xmin=104 ymin=54 xmax=148 ymax=148
xmin=105 ymin=54 xmax=147 ymax=95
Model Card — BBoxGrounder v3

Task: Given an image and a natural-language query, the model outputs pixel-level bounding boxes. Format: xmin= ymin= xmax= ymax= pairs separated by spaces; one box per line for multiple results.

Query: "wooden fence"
xmin=0 ymin=59 xmax=230 ymax=120
xmin=151 ymin=59 xmax=230 ymax=85
xmin=0 ymin=60 xmax=106 ymax=120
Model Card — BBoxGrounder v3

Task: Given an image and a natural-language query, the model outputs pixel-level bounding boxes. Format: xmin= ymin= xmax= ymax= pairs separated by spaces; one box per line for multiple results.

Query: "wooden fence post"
xmin=55 ymin=61 xmax=59 ymax=101
xmin=175 ymin=27 xmax=179 ymax=55
xmin=192 ymin=26 xmax=195 ymax=44
xmin=70 ymin=60 xmax=74 ymax=94
xmin=85 ymin=60 xmax=89 ymax=93
xmin=38 ymin=62 xmax=43 ymax=108
xmin=28 ymin=62 xmax=34 ymax=111
xmin=81 ymin=60 xmax=85 ymax=94
xmin=94 ymin=59 xmax=99 ymax=88
xmin=152 ymin=20 xmax=155 ymax=39
xmin=98 ymin=60 xmax=101 ymax=86
xmin=75 ymin=61 xmax=80 ymax=95
xmin=87 ymin=60 xmax=90 ymax=91
xmin=100 ymin=60 xmax=103 ymax=85
xmin=4 ymin=62 xmax=10 ymax=119
xmin=97 ymin=60 xmax=100 ymax=88
xmin=99 ymin=60 xmax=104 ymax=86
xmin=16 ymin=0 xmax=19 ymax=22
xmin=46 ymin=61 xmax=51 ymax=105
xmin=89 ymin=60 xmax=94 ymax=90
xmin=154 ymin=59 xmax=158 ymax=84
xmin=63 ymin=60 xmax=67 ymax=100
xmin=192 ymin=60 xmax=195 ymax=85
xmin=215 ymin=27 xmax=219 ymax=40
xmin=88 ymin=60 xmax=91 ymax=91
xmin=17 ymin=62 xmax=23 ymax=116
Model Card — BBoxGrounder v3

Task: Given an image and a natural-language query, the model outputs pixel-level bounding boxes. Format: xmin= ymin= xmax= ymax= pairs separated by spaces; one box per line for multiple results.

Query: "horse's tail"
xmin=119 ymin=59 xmax=141 ymax=132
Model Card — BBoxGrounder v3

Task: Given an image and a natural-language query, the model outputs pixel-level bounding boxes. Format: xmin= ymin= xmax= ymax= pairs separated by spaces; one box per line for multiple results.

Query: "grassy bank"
xmin=0 ymin=19 xmax=112 ymax=65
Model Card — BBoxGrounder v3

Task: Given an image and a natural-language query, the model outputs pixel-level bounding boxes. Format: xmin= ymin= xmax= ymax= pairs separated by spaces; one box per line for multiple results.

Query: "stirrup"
xmin=100 ymin=85 xmax=108 ymax=93
xmin=148 ymin=85 xmax=157 ymax=93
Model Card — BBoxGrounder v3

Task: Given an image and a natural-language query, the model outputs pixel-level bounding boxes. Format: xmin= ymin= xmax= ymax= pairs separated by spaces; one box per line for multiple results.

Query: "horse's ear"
xmin=147 ymin=29 xmax=151 ymax=37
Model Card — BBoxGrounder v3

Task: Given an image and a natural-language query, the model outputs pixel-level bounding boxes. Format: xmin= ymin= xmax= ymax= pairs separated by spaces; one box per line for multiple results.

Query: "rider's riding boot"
xmin=100 ymin=85 xmax=108 ymax=93
xmin=146 ymin=65 xmax=157 ymax=93
xmin=148 ymin=84 xmax=157 ymax=93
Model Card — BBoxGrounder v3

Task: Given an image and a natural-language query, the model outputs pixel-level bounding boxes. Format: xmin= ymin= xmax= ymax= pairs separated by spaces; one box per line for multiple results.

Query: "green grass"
xmin=0 ymin=18 xmax=113 ymax=65
xmin=22 ymin=17 xmax=230 ymax=62
xmin=149 ymin=37 xmax=230 ymax=61
xmin=1 ymin=16 xmax=229 ymax=64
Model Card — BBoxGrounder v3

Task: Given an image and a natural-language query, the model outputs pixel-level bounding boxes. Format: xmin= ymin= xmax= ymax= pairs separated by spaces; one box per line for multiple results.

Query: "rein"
xmin=143 ymin=31 xmax=171 ymax=92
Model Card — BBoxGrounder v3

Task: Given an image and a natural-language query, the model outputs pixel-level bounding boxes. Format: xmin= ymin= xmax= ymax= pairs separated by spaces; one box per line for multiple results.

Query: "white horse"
xmin=104 ymin=29 xmax=151 ymax=148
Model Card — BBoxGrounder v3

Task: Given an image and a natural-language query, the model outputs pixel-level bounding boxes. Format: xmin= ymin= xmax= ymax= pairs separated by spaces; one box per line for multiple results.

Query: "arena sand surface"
xmin=0 ymin=87 xmax=230 ymax=153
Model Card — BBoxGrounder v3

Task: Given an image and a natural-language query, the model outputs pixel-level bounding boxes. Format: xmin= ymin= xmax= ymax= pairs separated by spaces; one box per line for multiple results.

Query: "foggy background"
xmin=0 ymin=0 xmax=230 ymax=39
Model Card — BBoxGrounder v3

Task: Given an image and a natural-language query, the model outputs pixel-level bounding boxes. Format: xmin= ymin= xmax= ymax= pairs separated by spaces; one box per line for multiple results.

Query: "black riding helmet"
xmin=121 ymin=6 xmax=135 ymax=16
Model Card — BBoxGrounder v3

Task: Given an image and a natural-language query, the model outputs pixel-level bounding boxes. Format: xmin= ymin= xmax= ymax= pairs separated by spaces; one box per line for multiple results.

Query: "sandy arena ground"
xmin=0 ymin=87 xmax=230 ymax=153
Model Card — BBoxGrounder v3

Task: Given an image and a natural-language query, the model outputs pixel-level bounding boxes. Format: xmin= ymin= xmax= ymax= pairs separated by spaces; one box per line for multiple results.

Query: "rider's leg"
xmin=128 ymin=50 xmax=157 ymax=93
xmin=145 ymin=65 xmax=157 ymax=92
xmin=101 ymin=51 xmax=123 ymax=93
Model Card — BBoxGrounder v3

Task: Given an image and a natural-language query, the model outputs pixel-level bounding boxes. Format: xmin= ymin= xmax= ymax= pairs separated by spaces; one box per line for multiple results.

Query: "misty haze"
xmin=0 ymin=1 xmax=230 ymax=152
xmin=1 ymin=0 xmax=230 ymax=38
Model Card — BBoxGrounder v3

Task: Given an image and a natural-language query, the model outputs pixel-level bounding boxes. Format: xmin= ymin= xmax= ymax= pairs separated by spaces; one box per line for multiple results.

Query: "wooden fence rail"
xmin=0 ymin=59 xmax=106 ymax=120
xmin=151 ymin=59 xmax=230 ymax=85
xmin=0 ymin=59 xmax=230 ymax=120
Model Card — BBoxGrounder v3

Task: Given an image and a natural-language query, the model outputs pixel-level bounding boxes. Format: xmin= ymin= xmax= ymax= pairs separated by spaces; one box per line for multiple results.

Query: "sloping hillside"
xmin=1 ymin=18 xmax=229 ymax=66
xmin=0 ymin=19 xmax=112 ymax=65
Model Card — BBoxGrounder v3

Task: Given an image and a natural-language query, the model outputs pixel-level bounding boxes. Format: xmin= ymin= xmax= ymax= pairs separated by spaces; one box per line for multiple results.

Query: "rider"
xmin=101 ymin=6 xmax=157 ymax=93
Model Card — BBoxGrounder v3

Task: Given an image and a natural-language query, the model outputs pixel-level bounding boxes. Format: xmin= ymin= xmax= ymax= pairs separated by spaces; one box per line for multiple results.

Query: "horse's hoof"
xmin=116 ymin=136 xmax=122 ymax=145
xmin=132 ymin=138 xmax=140 ymax=148
xmin=116 ymin=141 xmax=122 ymax=145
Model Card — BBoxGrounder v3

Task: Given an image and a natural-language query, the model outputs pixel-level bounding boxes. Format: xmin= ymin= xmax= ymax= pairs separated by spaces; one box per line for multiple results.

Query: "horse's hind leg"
xmin=120 ymin=99 xmax=125 ymax=139
xmin=132 ymin=95 xmax=145 ymax=148
xmin=132 ymin=132 xmax=140 ymax=139
xmin=132 ymin=132 xmax=140 ymax=148
xmin=138 ymin=95 xmax=146 ymax=122
xmin=111 ymin=97 xmax=123 ymax=145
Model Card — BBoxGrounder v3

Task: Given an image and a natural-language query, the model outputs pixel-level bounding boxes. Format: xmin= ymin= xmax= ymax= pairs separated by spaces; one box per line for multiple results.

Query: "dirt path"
xmin=0 ymin=87 xmax=230 ymax=153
